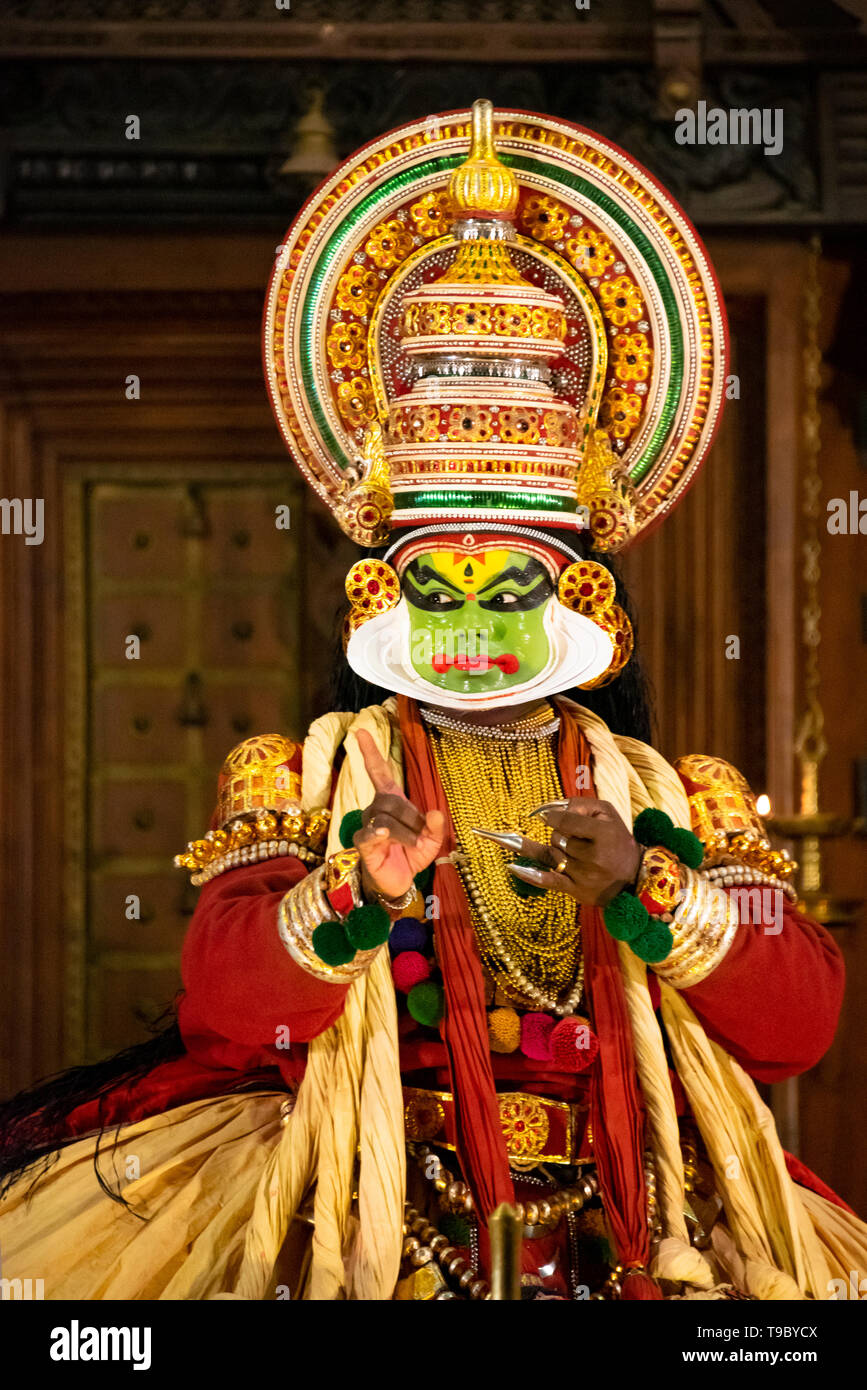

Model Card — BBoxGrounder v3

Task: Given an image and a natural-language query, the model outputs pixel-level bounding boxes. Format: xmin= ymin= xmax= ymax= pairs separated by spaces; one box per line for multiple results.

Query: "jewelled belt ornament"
xmin=402 ymin=1085 xmax=592 ymax=1166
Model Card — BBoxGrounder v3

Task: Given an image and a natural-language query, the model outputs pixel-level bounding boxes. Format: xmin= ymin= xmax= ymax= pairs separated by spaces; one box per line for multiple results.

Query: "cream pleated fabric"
xmin=0 ymin=1092 xmax=287 ymax=1299
xmin=559 ymin=701 xmax=715 ymax=1291
xmin=229 ymin=699 xmax=406 ymax=1300
xmin=0 ymin=703 xmax=407 ymax=1302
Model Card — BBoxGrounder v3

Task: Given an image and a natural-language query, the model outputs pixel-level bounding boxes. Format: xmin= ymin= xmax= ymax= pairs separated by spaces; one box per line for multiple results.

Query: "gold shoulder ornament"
xmin=674 ymin=753 xmax=797 ymax=883
xmin=173 ymin=733 xmax=330 ymax=886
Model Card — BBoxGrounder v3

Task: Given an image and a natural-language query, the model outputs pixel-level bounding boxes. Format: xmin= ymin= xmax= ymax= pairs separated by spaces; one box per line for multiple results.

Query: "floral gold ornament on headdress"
xmin=343 ymin=557 xmax=401 ymax=645
xmin=557 ymin=560 xmax=634 ymax=688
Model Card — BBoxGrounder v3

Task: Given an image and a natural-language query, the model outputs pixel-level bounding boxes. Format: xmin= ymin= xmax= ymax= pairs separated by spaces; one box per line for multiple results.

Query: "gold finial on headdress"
xmin=448 ymin=98 xmax=519 ymax=222
xmin=578 ymin=428 xmax=639 ymax=552
xmin=334 ymin=419 xmax=394 ymax=545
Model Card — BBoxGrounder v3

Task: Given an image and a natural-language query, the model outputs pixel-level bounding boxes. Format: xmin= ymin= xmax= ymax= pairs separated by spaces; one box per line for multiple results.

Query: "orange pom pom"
xmin=488 ymin=1006 xmax=521 ymax=1054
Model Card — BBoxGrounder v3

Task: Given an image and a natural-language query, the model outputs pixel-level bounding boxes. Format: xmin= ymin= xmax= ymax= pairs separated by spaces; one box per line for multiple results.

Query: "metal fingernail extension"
xmin=508 ymin=863 xmax=545 ymax=883
xmin=471 ymin=826 xmax=524 ymax=852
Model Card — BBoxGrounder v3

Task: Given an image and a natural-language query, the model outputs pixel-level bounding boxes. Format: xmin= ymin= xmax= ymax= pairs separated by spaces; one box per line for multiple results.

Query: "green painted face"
xmin=402 ymin=547 xmax=555 ymax=695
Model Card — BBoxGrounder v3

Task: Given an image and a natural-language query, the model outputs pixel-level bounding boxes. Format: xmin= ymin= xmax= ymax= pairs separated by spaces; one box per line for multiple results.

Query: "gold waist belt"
xmin=402 ymin=1085 xmax=593 ymax=1166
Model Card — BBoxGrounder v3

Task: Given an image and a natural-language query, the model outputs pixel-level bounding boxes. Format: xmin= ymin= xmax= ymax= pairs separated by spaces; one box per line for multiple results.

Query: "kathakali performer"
xmin=1 ymin=100 xmax=865 ymax=1302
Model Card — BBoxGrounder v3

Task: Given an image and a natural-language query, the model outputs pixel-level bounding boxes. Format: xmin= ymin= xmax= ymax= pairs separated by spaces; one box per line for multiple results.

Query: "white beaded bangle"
xmin=652 ymin=868 xmax=740 ymax=988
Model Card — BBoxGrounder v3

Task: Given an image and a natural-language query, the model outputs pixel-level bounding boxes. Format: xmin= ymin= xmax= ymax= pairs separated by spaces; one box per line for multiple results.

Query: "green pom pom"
xmin=669 ymin=826 xmax=704 ymax=869
xmin=634 ymin=808 xmax=703 ymax=868
xmin=510 ymin=855 xmax=548 ymax=899
xmin=312 ymin=919 xmax=355 ymax=967
xmin=338 ymin=809 xmax=364 ymax=848
xmin=407 ymin=980 xmax=445 ymax=1028
xmin=414 ymin=864 xmax=434 ymax=895
xmin=344 ymin=901 xmax=390 ymax=951
xmin=633 ymin=807 xmax=674 ymax=848
xmin=603 ymin=890 xmax=648 ymax=942
xmin=440 ymin=1212 xmax=471 ymax=1247
xmin=630 ymin=918 xmax=674 ymax=964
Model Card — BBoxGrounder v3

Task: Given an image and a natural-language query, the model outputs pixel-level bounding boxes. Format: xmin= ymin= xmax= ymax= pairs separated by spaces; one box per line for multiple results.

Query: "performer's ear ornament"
xmin=343 ymin=558 xmax=401 ymax=648
xmin=557 ymin=560 xmax=634 ymax=688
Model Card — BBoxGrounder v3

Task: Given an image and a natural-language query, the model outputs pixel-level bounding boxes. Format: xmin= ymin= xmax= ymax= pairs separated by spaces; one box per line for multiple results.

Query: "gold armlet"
xmin=174 ymin=807 xmax=330 ymax=886
xmin=277 ymin=865 xmax=380 ymax=985
xmin=651 ymin=867 xmax=740 ymax=989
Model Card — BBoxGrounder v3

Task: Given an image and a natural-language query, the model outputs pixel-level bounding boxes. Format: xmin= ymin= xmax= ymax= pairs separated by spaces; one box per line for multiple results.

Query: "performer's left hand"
xmin=509 ymin=798 xmax=642 ymax=907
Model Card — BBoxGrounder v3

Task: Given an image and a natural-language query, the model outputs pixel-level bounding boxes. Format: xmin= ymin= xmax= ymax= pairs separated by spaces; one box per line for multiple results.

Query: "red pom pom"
xmin=391 ymin=950 xmax=431 ymax=994
xmin=520 ymin=1012 xmax=555 ymax=1062
xmin=549 ymin=1016 xmax=600 ymax=1073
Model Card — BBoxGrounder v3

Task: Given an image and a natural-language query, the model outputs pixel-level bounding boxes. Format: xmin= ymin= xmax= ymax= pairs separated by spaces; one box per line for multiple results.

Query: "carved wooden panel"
xmin=81 ymin=477 xmax=302 ymax=1059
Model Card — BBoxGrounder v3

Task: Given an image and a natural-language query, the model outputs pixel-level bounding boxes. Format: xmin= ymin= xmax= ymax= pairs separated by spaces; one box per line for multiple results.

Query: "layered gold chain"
xmin=427 ymin=706 xmax=583 ymax=1005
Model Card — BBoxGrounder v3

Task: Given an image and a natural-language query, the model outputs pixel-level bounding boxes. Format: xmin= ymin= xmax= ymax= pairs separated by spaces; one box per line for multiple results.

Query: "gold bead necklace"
xmin=427 ymin=704 xmax=583 ymax=1012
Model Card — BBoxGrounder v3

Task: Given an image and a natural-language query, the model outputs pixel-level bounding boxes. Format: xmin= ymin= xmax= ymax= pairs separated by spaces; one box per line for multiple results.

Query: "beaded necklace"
xmin=420 ymin=705 xmax=562 ymax=742
xmin=426 ymin=703 xmax=584 ymax=1013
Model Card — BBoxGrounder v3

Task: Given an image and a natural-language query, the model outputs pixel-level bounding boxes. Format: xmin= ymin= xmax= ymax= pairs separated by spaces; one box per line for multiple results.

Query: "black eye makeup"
xmin=402 ymin=561 xmax=465 ymax=612
xmin=478 ymin=576 xmax=553 ymax=612
xmin=401 ymin=556 xmax=553 ymax=613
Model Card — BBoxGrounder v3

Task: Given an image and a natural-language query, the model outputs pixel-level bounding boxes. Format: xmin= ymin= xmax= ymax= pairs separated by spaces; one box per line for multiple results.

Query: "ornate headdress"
xmin=264 ymin=101 xmax=727 ymax=705
xmin=264 ymin=99 xmax=727 ymax=555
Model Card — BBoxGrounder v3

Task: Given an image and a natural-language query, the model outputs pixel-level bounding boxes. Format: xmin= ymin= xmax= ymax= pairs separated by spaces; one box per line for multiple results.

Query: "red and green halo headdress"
xmin=264 ymin=98 xmax=728 ymax=561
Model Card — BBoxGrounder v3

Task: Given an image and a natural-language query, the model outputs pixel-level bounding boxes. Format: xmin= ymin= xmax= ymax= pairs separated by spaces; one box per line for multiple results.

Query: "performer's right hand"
xmin=353 ymin=729 xmax=445 ymax=903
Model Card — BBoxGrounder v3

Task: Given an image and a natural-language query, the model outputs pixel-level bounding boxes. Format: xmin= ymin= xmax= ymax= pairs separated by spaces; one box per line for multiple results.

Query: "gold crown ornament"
xmin=264 ymin=98 xmax=727 ymax=555
xmin=447 ymin=96 xmax=520 ymax=222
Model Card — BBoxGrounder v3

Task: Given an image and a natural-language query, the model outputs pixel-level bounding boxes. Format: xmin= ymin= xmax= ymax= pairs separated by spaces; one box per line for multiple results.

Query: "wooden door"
xmin=74 ymin=474 xmax=301 ymax=1058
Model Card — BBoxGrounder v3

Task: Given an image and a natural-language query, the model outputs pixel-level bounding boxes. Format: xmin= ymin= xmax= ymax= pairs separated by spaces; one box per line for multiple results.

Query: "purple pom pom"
xmin=388 ymin=916 xmax=429 ymax=956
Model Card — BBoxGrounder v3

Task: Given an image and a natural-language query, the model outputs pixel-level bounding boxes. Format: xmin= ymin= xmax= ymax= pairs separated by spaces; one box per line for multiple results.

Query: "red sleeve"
xmin=676 ymin=894 xmax=845 ymax=1083
xmin=179 ymin=858 xmax=351 ymax=1050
